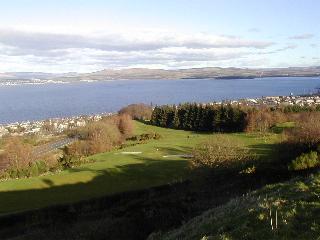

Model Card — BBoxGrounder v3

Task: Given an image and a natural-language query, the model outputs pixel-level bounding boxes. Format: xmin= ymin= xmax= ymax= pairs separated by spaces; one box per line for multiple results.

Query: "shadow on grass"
xmin=0 ymin=157 xmax=192 ymax=240
xmin=0 ymin=157 xmax=189 ymax=215
xmin=153 ymin=146 xmax=193 ymax=155
xmin=248 ymin=143 xmax=278 ymax=159
xmin=0 ymin=152 xmax=301 ymax=240
xmin=0 ymin=136 xmax=296 ymax=240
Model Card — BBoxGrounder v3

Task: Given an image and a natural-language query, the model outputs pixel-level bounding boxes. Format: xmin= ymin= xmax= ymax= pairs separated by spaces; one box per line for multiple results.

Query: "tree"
xmin=3 ymin=137 xmax=34 ymax=170
xmin=118 ymin=114 xmax=134 ymax=138
xmin=119 ymin=103 xmax=152 ymax=120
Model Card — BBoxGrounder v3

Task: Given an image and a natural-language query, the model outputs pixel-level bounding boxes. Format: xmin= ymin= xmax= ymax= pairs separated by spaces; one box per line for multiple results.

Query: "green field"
xmin=0 ymin=122 xmax=278 ymax=214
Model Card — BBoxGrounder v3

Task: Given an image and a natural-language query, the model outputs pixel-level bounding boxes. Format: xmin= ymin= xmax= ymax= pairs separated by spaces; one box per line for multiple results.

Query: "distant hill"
xmin=1 ymin=66 xmax=320 ymax=82
xmin=56 ymin=66 xmax=320 ymax=81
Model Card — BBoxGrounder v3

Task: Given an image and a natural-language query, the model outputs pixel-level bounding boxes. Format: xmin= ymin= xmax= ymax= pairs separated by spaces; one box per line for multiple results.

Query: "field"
xmin=0 ymin=122 xmax=278 ymax=215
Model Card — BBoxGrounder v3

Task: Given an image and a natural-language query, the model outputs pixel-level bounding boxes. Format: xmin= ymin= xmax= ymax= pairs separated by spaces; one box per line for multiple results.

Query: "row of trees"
xmin=151 ymin=103 xmax=247 ymax=132
xmin=150 ymin=102 xmax=320 ymax=134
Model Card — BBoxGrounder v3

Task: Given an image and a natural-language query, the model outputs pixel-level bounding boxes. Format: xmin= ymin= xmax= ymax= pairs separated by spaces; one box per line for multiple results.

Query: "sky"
xmin=0 ymin=0 xmax=319 ymax=73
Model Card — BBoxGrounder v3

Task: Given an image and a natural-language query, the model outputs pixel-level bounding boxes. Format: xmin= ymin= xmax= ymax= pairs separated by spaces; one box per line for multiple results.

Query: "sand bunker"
xmin=116 ymin=152 xmax=142 ymax=155
xmin=162 ymin=154 xmax=193 ymax=158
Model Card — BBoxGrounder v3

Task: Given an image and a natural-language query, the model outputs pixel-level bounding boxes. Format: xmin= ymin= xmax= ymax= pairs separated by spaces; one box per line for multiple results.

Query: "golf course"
xmin=0 ymin=121 xmax=278 ymax=215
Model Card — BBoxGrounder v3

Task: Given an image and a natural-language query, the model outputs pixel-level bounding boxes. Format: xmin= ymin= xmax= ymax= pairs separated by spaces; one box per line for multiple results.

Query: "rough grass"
xmin=148 ymin=173 xmax=320 ymax=240
xmin=0 ymin=122 xmax=278 ymax=214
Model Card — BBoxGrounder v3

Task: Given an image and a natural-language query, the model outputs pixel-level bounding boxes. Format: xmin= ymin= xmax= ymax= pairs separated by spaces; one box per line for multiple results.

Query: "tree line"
xmin=151 ymin=103 xmax=247 ymax=132
xmin=150 ymin=101 xmax=320 ymax=133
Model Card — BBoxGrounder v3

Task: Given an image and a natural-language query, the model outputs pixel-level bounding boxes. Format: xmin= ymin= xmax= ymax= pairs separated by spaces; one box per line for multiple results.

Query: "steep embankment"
xmin=149 ymin=173 xmax=320 ymax=240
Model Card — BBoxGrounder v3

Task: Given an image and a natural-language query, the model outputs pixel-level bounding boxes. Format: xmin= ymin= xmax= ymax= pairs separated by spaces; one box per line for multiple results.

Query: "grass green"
xmin=0 ymin=122 xmax=278 ymax=214
xmin=149 ymin=173 xmax=320 ymax=240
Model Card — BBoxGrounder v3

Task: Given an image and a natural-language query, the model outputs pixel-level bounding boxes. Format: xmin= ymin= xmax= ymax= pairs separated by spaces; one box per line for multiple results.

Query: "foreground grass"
xmin=149 ymin=173 xmax=320 ymax=240
xmin=0 ymin=122 xmax=278 ymax=214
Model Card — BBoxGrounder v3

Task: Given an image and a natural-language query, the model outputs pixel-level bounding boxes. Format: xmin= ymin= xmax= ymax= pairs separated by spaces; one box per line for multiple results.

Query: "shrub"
xmin=283 ymin=112 xmax=320 ymax=154
xmin=29 ymin=162 xmax=39 ymax=177
xmin=118 ymin=114 xmax=134 ymax=138
xmin=1 ymin=161 xmax=50 ymax=179
xmin=288 ymin=151 xmax=320 ymax=171
xmin=59 ymin=154 xmax=85 ymax=168
xmin=154 ymin=133 xmax=162 ymax=140
xmin=128 ymin=132 xmax=162 ymax=141
xmin=191 ymin=135 xmax=255 ymax=170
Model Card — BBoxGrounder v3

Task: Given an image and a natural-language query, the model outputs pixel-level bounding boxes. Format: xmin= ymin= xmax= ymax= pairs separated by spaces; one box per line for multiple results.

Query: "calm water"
xmin=0 ymin=77 xmax=320 ymax=124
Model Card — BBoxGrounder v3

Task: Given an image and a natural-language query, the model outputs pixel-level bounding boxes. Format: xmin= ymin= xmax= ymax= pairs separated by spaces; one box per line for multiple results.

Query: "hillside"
xmin=0 ymin=121 xmax=277 ymax=214
xmin=0 ymin=120 xmax=318 ymax=239
xmin=55 ymin=66 xmax=320 ymax=81
xmin=1 ymin=66 xmax=320 ymax=82
xmin=0 ymin=122 xmax=289 ymax=240
xmin=149 ymin=173 xmax=320 ymax=240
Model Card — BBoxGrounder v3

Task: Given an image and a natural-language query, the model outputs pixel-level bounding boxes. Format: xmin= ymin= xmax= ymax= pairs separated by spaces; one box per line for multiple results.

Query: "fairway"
xmin=0 ymin=122 xmax=278 ymax=214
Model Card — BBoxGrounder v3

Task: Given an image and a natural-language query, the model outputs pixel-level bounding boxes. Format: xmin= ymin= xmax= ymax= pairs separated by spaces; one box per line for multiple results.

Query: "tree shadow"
xmin=153 ymin=146 xmax=193 ymax=155
xmin=248 ymin=143 xmax=278 ymax=158
xmin=0 ymin=157 xmax=189 ymax=215
xmin=42 ymin=179 xmax=55 ymax=187
xmin=0 ymin=156 xmax=192 ymax=239
xmin=0 ymin=149 xmax=301 ymax=240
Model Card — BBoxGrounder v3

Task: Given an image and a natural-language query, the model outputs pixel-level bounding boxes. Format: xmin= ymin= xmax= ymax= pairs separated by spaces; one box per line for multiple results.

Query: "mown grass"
xmin=271 ymin=121 xmax=295 ymax=134
xmin=0 ymin=122 xmax=279 ymax=214
xmin=149 ymin=173 xmax=320 ymax=240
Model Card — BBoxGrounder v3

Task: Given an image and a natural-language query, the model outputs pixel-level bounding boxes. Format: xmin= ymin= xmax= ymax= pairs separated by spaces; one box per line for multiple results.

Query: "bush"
xmin=191 ymin=135 xmax=255 ymax=170
xmin=128 ymin=132 xmax=162 ymax=141
xmin=59 ymin=154 xmax=85 ymax=168
xmin=118 ymin=114 xmax=134 ymax=138
xmin=288 ymin=151 xmax=320 ymax=171
xmin=0 ymin=160 xmax=49 ymax=179
xmin=282 ymin=112 xmax=320 ymax=155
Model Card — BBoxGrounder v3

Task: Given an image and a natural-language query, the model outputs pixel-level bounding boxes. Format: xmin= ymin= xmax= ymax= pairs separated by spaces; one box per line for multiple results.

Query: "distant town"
xmin=226 ymin=93 xmax=320 ymax=106
xmin=0 ymin=113 xmax=113 ymax=137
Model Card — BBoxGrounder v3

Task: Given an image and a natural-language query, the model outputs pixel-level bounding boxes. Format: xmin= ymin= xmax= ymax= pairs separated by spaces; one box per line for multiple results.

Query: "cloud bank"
xmin=0 ymin=27 xmax=282 ymax=72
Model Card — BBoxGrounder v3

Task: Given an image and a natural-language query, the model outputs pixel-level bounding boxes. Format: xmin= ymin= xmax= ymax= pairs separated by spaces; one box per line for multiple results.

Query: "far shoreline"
xmin=0 ymin=75 xmax=320 ymax=87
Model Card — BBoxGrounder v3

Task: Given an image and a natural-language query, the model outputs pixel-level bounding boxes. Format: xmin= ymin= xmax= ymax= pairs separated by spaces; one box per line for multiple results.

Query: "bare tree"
xmin=191 ymin=134 xmax=254 ymax=169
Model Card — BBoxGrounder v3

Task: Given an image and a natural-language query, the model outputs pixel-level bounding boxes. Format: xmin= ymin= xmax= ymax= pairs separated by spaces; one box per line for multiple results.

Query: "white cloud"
xmin=0 ymin=27 xmax=276 ymax=72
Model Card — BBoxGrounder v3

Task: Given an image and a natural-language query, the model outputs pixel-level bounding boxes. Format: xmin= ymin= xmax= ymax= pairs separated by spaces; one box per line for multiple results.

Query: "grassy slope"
xmin=0 ymin=122 xmax=277 ymax=214
xmin=149 ymin=173 xmax=320 ymax=240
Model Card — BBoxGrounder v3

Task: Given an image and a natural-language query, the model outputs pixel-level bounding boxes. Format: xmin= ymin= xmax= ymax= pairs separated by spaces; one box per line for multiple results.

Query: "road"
xmin=32 ymin=137 xmax=78 ymax=157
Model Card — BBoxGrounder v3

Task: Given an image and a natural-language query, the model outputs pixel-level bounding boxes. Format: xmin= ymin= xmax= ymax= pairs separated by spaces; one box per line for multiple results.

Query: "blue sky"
xmin=0 ymin=0 xmax=319 ymax=72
